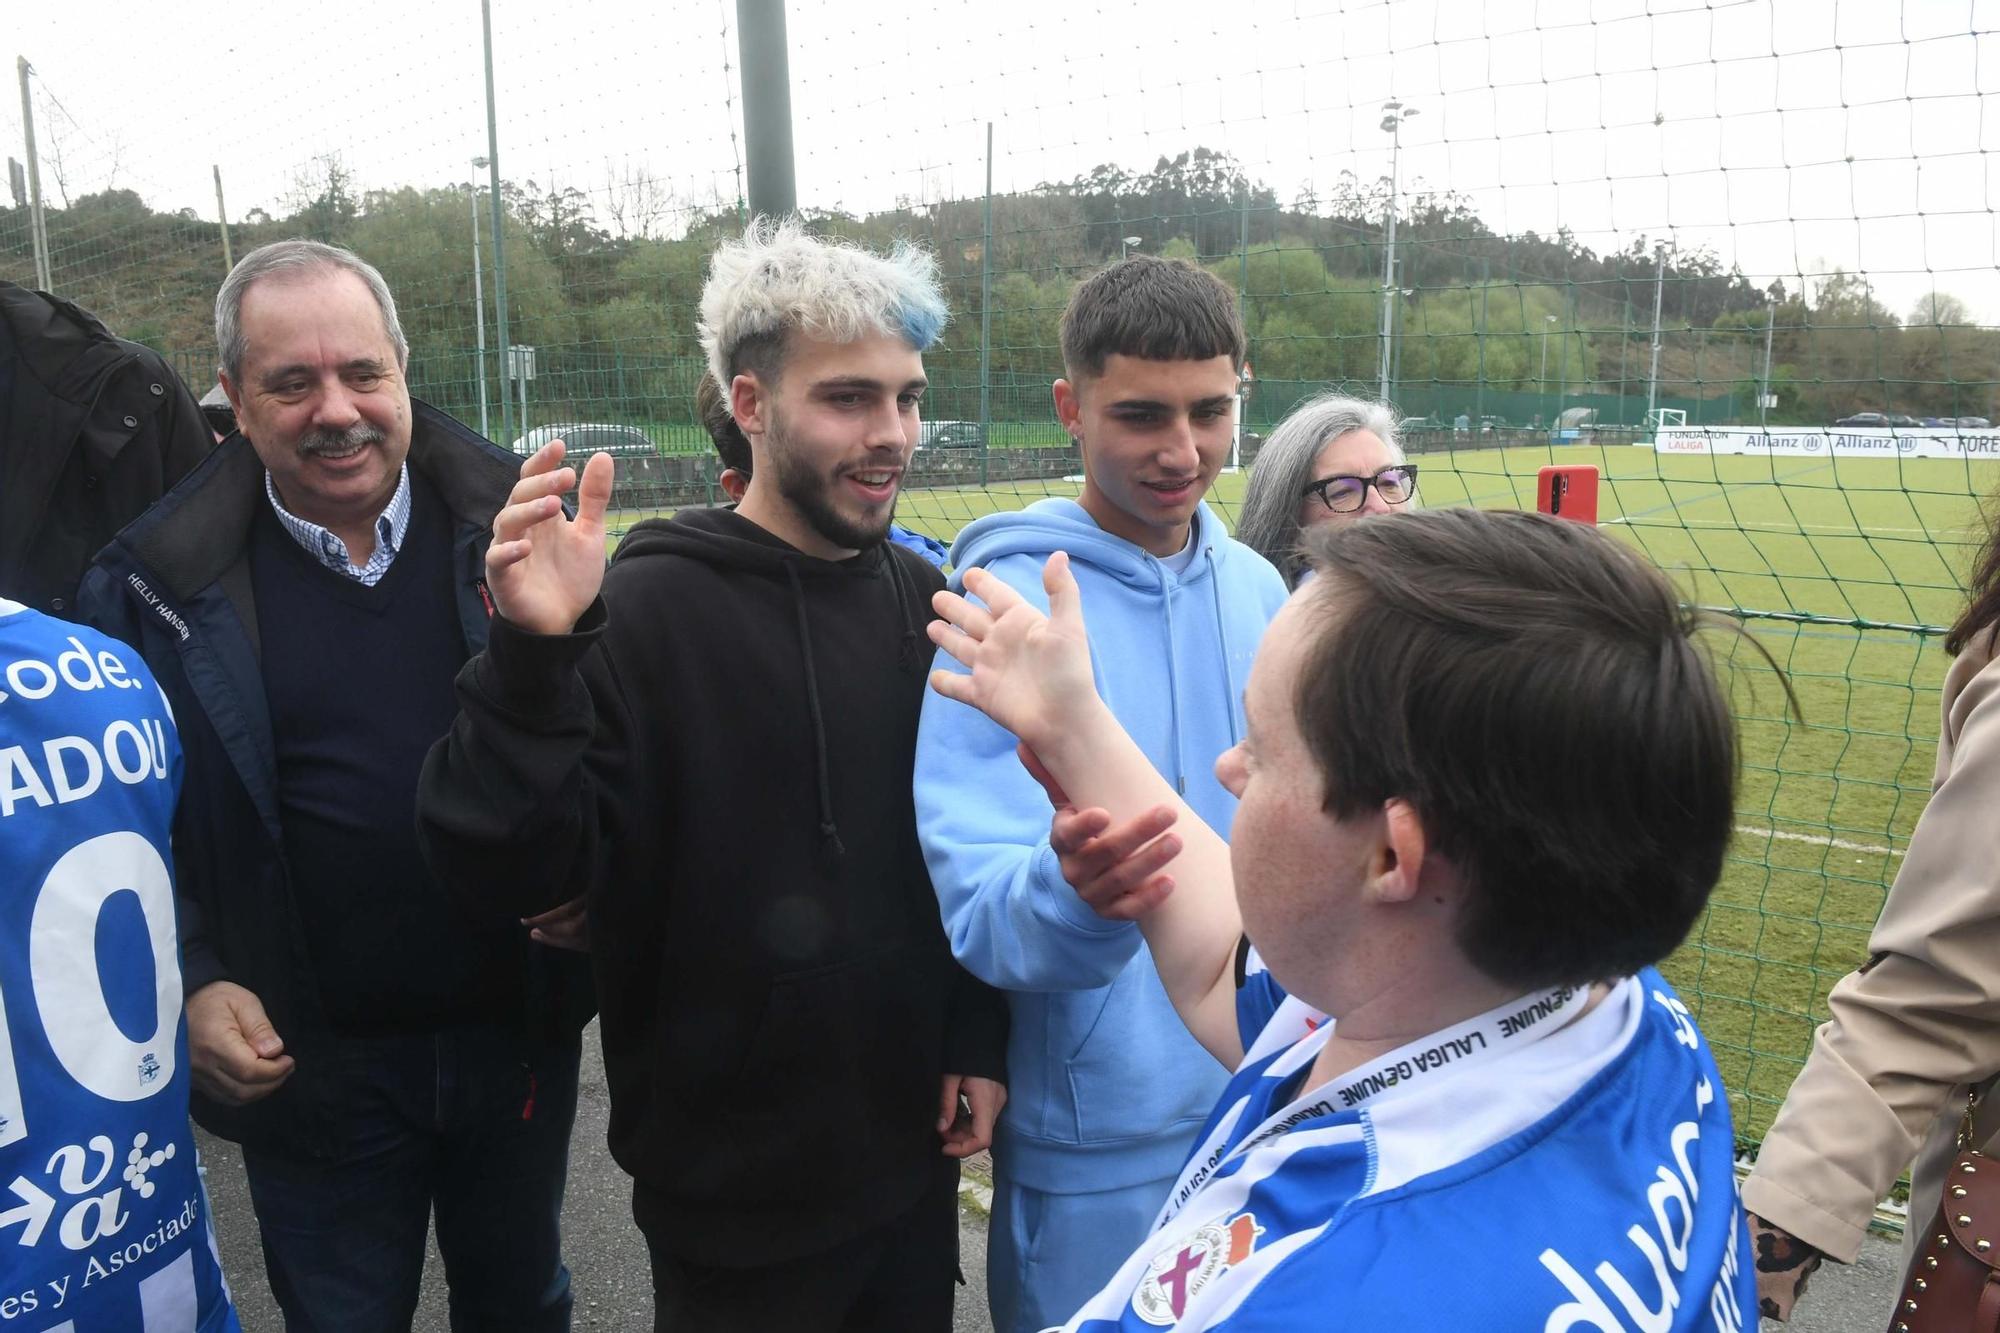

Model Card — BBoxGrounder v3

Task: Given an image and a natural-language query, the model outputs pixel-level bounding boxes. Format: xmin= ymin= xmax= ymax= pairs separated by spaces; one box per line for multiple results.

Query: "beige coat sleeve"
xmin=1742 ymin=641 xmax=2000 ymax=1263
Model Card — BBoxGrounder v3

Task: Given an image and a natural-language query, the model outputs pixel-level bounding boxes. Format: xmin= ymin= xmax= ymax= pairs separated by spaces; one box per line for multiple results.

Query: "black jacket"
xmin=417 ymin=507 xmax=1009 ymax=1264
xmin=0 ymin=282 xmax=213 ymax=614
xmin=77 ymin=403 xmax=594 ymax=1155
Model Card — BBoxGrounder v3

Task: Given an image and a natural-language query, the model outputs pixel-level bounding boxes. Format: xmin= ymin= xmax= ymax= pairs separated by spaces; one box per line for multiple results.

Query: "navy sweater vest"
xmin=250 ymin=473 xmax=522 ymax=1034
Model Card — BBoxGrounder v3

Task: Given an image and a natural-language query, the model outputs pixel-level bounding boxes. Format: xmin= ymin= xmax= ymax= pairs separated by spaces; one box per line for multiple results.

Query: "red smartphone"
xmin=1536 ymin=465 xmax=1600 ymax=525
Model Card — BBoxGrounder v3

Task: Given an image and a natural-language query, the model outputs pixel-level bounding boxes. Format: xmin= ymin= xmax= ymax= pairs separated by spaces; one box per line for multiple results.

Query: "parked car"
xmin=509 ymin=422 xmax=661 ymax=458
xmin=1396 ymin=415 xmax=1443 ymax=434
xmin=918 ymin=420 xmax=987 ymax=449
xmin=1832 ymin=413 xmax=1890 ymax=428
xmin=1889 ymin=414 xmax=1922 ymax=429
xmin=1946 ymin=416 xmax=1994 ymax=429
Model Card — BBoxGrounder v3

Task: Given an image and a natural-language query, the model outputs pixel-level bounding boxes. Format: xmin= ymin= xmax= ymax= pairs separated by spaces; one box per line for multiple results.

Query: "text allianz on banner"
xmin=1652 ymin=428 xmax=2000 ymax=459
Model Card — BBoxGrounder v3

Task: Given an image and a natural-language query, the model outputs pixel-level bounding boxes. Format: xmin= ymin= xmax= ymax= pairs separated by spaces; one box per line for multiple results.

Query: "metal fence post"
xmin=737 ymin=0 xmax=797 ymax=219
xmin=481 ymin=0 xmax=513 ymax=446
xmin=17 ymin=58 xmax=53 ymax=291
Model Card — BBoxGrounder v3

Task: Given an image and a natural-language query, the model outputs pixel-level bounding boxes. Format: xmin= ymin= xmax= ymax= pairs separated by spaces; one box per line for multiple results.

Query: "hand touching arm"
xmin=927 ymin=553 xmax=1246 ymax=1064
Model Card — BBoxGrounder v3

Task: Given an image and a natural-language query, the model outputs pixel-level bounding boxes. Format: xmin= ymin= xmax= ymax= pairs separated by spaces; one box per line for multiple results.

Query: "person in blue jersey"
xmin=0 ymin=597 xmax=238 ymax=1332
xmin=925 ymin=507 xmax=1767 ymax=1332
xmin=914 ymin=256 xmax=1289 ymax=1333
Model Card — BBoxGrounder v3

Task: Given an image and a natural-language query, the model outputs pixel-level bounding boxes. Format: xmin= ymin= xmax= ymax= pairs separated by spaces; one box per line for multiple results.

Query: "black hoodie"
xmin=417 ymin=506 xmax=1007 ymax=1264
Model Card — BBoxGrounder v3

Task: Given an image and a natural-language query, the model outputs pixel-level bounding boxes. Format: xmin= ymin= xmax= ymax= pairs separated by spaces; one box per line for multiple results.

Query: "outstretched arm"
xmin=927 ymin=552 xmax=1246 ymax=1064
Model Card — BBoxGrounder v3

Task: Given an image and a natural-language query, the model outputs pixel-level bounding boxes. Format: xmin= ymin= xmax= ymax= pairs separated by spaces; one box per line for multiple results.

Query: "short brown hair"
xmin=1058 ymin=255 xmax=1245 ymax=380
xmin=1295 ymin=508 xmax=1744 ymax=989
xmin=696 ymin=372 xmax=752 ymax=476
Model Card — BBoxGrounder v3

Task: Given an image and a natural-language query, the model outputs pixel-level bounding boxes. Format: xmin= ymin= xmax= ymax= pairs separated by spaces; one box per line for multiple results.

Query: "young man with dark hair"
xmin=926 ymin=507 xmax=1759 ymax=1331
xmin=417 ymin=219 xmax=1006 ymax=1331
xmin=913 ymin=255 xmax=1288 ymax=1332
xmin=695 ymin=371 xmax=753 ymax=501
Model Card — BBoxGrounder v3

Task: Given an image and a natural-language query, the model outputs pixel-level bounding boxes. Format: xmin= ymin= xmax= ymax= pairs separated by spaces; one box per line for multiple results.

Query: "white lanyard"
xmin=1156 ymin=983 xmax=1586 ymax=1229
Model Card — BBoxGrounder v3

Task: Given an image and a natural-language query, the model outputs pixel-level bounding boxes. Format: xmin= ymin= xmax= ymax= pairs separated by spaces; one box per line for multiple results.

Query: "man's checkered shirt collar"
xmin=263 ymin=463 xmax=412 ymax=587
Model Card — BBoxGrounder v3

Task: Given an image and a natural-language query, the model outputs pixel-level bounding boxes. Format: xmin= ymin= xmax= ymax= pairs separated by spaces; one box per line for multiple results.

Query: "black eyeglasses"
xmin=1302 ymin=463 xmax=1419 ymax=514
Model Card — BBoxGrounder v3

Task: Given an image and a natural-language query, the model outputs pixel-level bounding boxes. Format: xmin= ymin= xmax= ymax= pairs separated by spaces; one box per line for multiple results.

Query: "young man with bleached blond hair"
xmin=418 ymin=218 xmax=1007 ymax=1332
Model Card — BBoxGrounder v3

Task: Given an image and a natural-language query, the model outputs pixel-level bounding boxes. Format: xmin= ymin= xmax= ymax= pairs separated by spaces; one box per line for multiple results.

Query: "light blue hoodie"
xmin=914 ymin=497 xmax=1289 ymax=1194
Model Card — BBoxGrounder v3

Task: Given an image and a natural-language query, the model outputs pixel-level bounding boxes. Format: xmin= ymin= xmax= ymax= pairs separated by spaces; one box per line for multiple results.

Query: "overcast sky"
xmin=9 ymin=0 xmax=1998 ymax=319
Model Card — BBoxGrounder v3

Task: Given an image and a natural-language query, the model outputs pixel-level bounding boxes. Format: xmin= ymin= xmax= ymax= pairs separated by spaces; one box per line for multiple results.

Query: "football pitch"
xmin=611 ymin=442 xmax=1996 ymax=1147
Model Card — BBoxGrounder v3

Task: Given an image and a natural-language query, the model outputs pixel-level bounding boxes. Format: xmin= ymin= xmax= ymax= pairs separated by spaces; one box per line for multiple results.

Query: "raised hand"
xmin=926 ymin=552 xmax=1101 ymax=753
xmin=486 ymin=441 xmax=616 ymax=635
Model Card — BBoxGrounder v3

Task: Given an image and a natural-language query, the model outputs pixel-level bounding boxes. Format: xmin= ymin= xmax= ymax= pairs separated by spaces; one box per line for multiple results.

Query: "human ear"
xmin=219 ymin=369 xmax=246 ymax=419
xmin=1371 ymin=798 xmax=1429 ymax=904
xmin=1053 ymin=378 xmax=1083 ymax=440
xmin=730 ymin=373 xmax=769 ymax=439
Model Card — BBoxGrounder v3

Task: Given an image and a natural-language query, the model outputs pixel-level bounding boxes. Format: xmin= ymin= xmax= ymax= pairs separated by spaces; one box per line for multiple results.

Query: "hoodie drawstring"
xmin=783 ymin=561 xmax=846 ymax=862
xmin=882 ymin=546 xmax=923 ymax=673
xmin=1207 ymin=547 xmax=1243 ymax=748
xmin=1159 ymin=563 xmax=1189 ymax=795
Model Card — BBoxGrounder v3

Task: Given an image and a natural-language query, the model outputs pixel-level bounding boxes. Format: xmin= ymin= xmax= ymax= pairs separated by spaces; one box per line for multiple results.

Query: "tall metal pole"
xmin=469 ymin=160 xmax=491 ymax=439
xmin=1539 ymin=328 xmax=1550 ymax=418
xmin=1645 ymin=244 xmax=1667 ymax=426
xmin=17 ymin=59 xmax=52 ymax=292
xmin=979 ymin=122 xmax=992 ymax=482
xmin=1475 ymin=257 xmax=1487 ymax=425
xmin=1557 ymin=287 xmax=1571 ymax=419
xmin=480 ymin=0 xmax=513 ymax=446
xmin=1376 ymin=115 xmax=1402 ymax=402
xmin=212 ymin=165 xmax=234 ymax=274
xmin=737 ymin=0 xmax=797 ymax=219
xmin=1760 ymin=297 xmax=1776 ymax=430
xmin=1233 ymin=185 xmax=1249 ymax=471
xmin=1618 ymin=296 xmax=1630 ymax=425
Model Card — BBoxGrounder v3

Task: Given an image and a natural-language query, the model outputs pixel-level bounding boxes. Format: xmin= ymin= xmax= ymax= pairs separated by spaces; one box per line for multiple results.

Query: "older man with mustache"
xmin=79 ymin=239 xmax=593 ymax=1333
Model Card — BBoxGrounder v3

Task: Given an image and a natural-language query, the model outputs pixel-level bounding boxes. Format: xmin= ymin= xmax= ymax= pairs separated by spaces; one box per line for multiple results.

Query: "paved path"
xmin=197 ymin=1019 xmax=1902 ymax=1331
xmin=199 ymin=1020 xmax=994 ymax=1331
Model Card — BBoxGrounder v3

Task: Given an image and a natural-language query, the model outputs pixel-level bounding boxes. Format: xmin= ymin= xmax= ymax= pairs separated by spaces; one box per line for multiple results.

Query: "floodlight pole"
xmin=1645 ymin=243 xmax=1669 ymax=426
xmin=213 ymin=166 xmax=234 ymax=274
xmin=1475 ymin=256 xmax=1487 ymax=424
xmin=980 ymin=122 xmax=993 ymax=484
xmin=1377 ymin=103 xmax=1420 ymax=403
xmin=480 ymin=0 xmax=513 ymax=446
xmin=470 ymin=158 xmax=491 ymax=439
xmin=1760 ymin=298 xmax=1775 ymax=430
xmin=738 ymin=0 xmax=798 ymax=219
xmin=17 ymin=59 xmax=51 ymax=292
xmin=1232 ymin=186 xmax=1249 ymax=472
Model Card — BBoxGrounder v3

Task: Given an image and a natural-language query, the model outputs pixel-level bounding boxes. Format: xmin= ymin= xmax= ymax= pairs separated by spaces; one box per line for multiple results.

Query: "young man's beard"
xmin=767 ymin=409 xmax=897 ymax=552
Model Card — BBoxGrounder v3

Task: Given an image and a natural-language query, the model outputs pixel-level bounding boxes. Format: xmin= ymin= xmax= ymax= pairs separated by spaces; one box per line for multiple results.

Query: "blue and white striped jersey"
xmin=0 ymin=599 xmax=237 ymax=1332
xmin=1052 ymin=964 xmax=1757 ymax=1332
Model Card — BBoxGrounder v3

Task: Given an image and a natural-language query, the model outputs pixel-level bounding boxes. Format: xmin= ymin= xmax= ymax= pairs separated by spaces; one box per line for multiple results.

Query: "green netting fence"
xmin=10 ymin=0 xmax=2000 ymax=1165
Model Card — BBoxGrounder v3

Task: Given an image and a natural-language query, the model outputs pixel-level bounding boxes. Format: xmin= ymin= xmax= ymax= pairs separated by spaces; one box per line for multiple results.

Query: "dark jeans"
xmin=636 ymin=1158 xmax=961 ymax=1332
xmin=242 ymin=1024 xmax=580 ymax=1333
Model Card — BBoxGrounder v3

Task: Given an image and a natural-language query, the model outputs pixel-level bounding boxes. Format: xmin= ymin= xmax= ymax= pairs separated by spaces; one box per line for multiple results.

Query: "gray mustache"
xmin=297 ymin=423 xmax=386 ymax=457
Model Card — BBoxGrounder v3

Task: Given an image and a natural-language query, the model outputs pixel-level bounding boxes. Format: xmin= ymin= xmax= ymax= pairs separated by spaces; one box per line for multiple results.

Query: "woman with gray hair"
xmin=1236 ymin=393 xmax=1415 ymax=584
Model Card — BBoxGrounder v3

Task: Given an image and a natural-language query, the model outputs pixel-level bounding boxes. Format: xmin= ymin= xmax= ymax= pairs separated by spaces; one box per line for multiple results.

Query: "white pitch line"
xmin=1736 ymin=824 xmax=1904 ymax=858
xmin=1604 ymin=516 xmax=1942 ymax=536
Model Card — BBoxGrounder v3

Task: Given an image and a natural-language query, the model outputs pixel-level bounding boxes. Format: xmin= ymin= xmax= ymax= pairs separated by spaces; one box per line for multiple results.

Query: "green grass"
xmin=607 ymin=440 xmax=1999 ymax=1149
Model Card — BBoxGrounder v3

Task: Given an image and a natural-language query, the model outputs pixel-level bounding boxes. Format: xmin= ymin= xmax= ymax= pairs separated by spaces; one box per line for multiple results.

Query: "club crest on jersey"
xmin=1131 ymin=1211 xmax=1265 ymax=1326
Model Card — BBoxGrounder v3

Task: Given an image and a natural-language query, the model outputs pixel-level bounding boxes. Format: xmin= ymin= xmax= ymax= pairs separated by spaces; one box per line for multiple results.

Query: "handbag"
xmin=1890 ymin=1088 xmax=2000 ymax=1331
